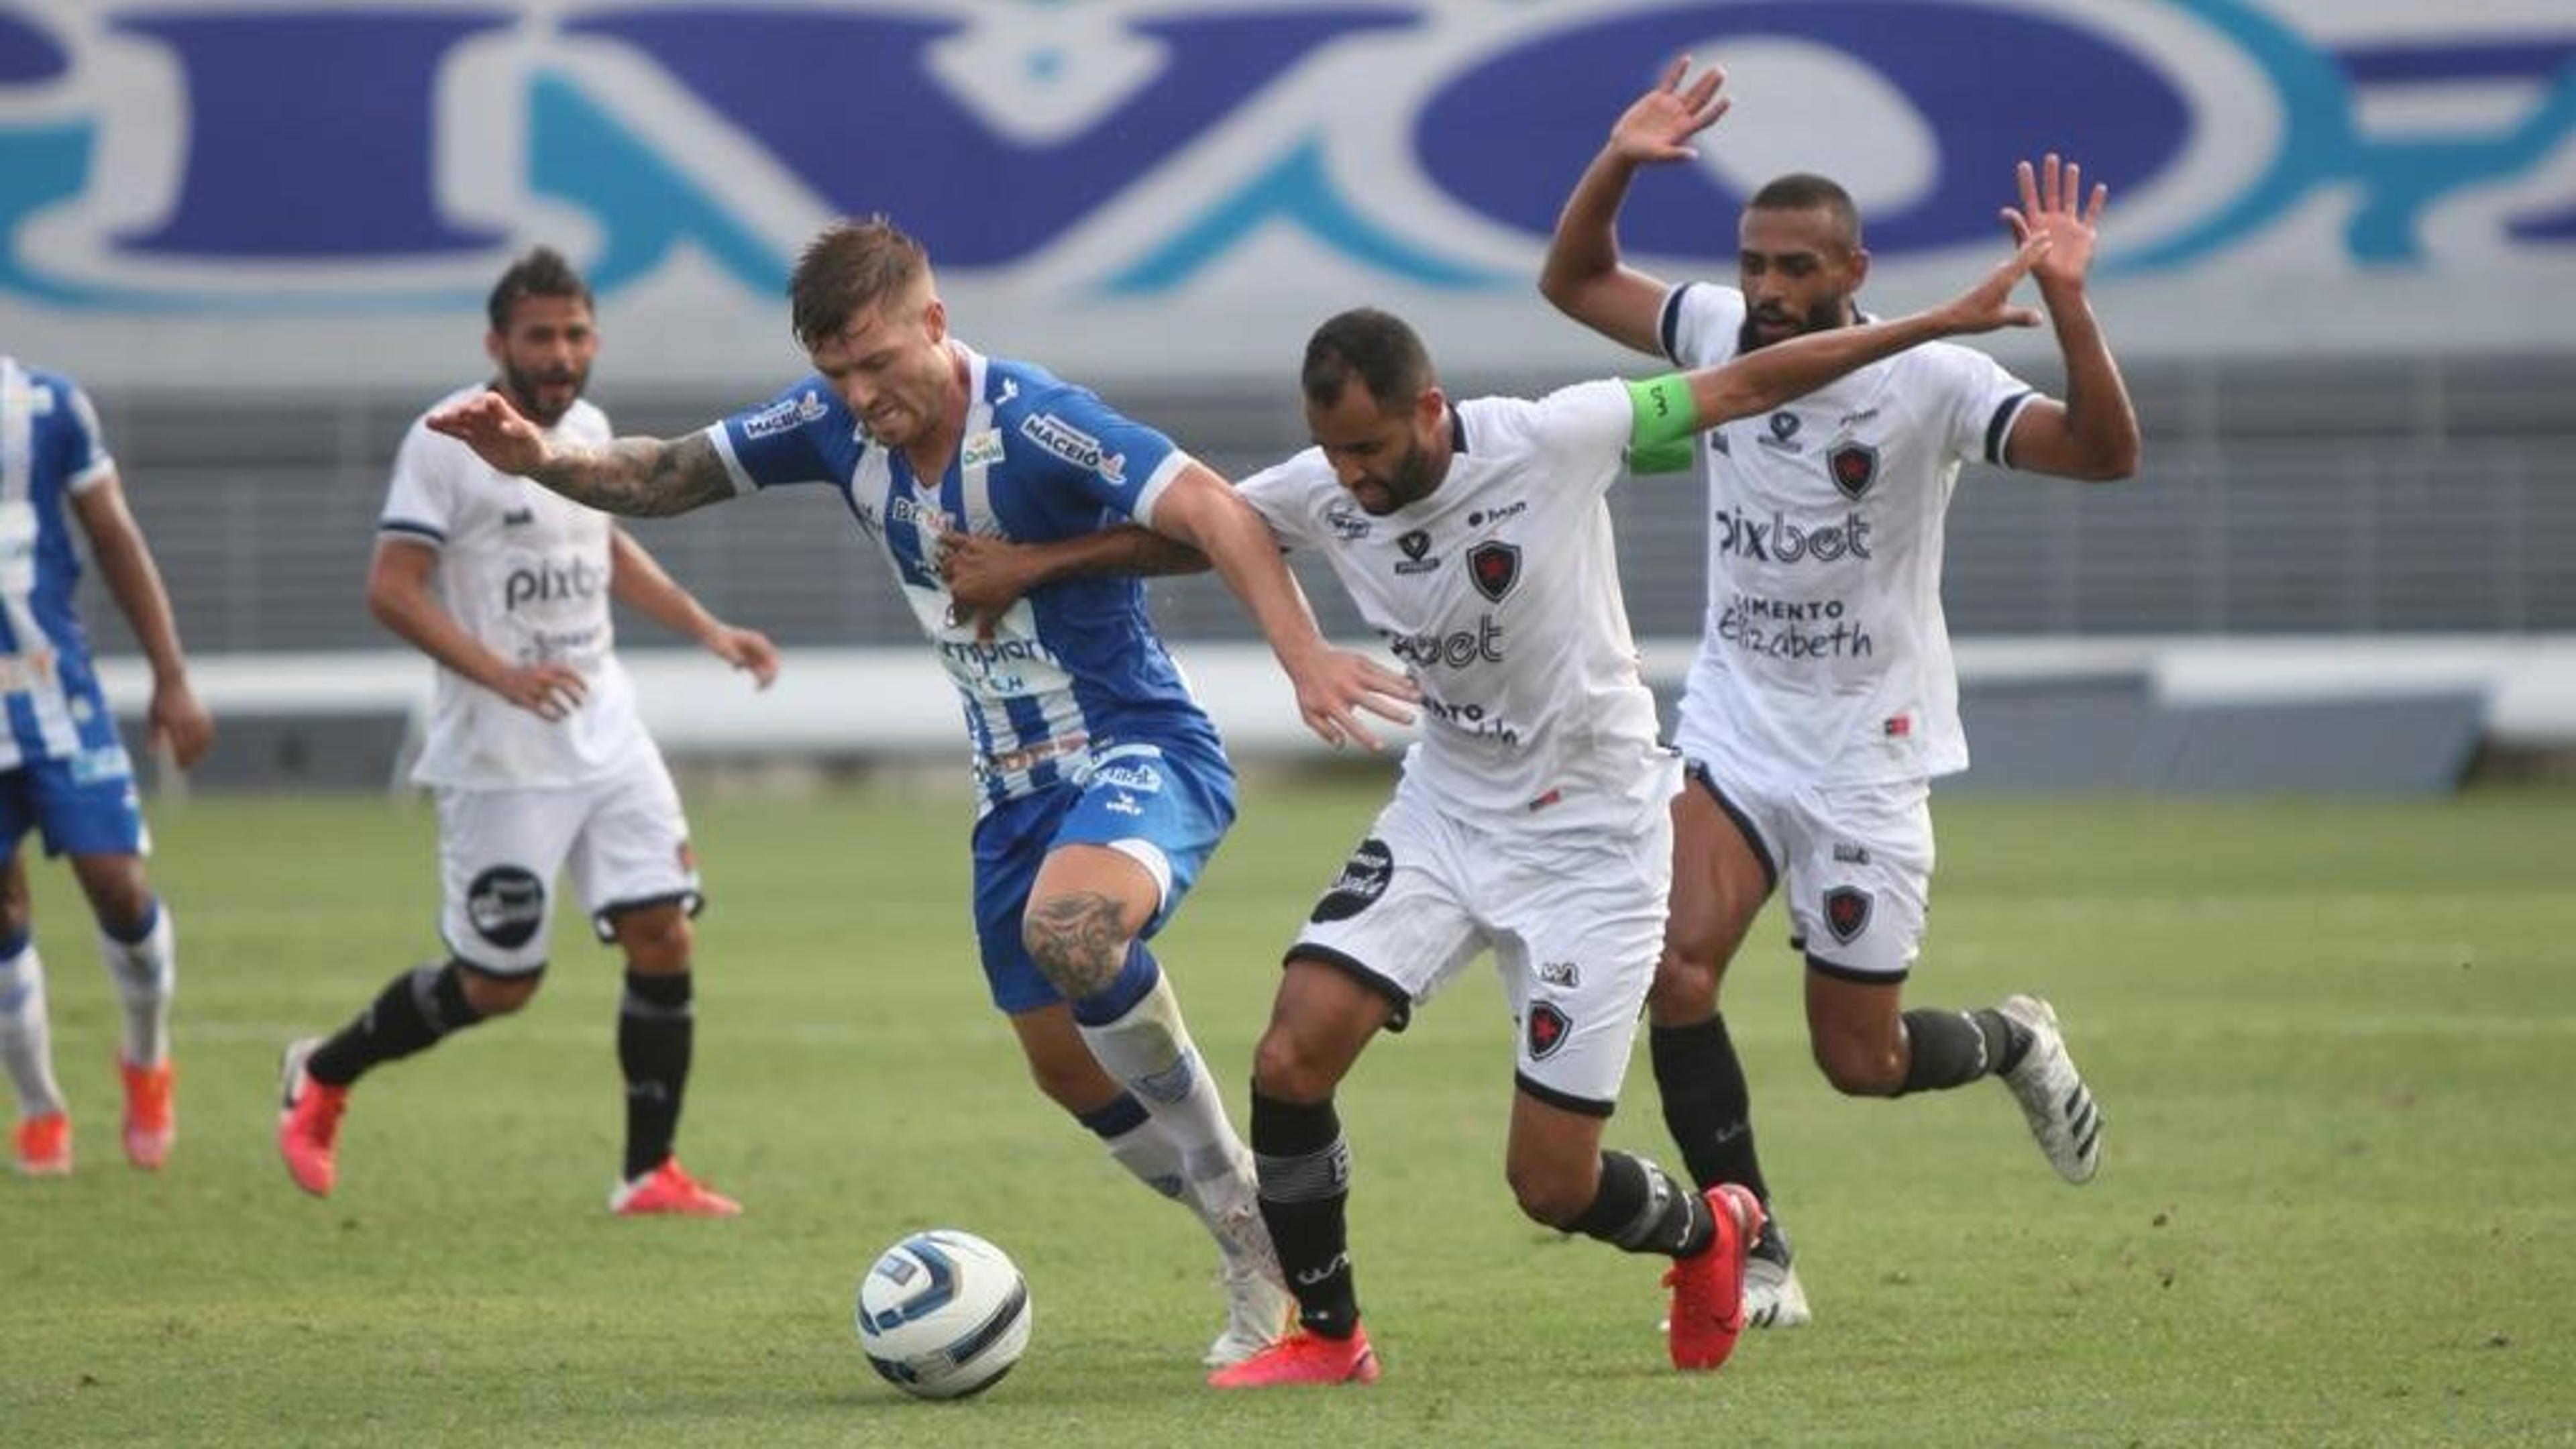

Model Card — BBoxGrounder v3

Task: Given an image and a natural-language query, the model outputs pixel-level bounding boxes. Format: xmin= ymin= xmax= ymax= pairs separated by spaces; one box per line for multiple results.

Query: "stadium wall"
xmin=95 ymin=637 xmax=2576 ymax=794
xmin=1 ymin=0 xmax=2571 ymax=389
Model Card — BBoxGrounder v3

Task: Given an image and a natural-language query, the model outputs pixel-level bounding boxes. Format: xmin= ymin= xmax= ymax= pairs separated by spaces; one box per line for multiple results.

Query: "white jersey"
xmin=380 ymin=386 xmax=649 ymax=790
xmin=1662 ymin=282 xmax=2038 ymax=784
xmin=1239 ymin=380 xmax=1671 ymax=834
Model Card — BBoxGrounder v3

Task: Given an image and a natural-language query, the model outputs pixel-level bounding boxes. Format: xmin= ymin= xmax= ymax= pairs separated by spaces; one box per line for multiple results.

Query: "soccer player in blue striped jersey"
xmin=425 ymin=218 xmax=1414 ymax=1367
xmin=0 ymin=358 xmax=213 ymax=1177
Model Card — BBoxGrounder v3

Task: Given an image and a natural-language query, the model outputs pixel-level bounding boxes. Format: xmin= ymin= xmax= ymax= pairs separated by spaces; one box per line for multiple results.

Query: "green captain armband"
xmin=1625 ymin=372 xmax=1701 ymax=451
xmin=1625 ymin=437 xmax=1697 ymax=474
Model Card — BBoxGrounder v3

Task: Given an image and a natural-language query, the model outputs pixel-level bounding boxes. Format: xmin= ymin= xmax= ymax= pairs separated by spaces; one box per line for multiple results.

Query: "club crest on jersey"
xmin=1828 ymin=441 xmax=1880 ymax=500
xmin=1394 ymin=529 xmax=1440 ymax=576
xmin=1468 ymin=540 xmax=1520 ymax=602
xmin=1526 ymin=1002 xmax=1572 ymax=1061
xmin=1822 ymin=885 xmax=1873 ymax=945
xmin=1762 ymin=411 xmax=1805 ymax=453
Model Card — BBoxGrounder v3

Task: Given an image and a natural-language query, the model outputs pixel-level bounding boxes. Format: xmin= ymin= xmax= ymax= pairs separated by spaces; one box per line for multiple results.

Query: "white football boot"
xmin=1197 ymin=1160 xmax=1295 ymax=1367
xmin=1743 ymin=1219 xmax=1811 ymax=1329
xmin=1998 ymin=995 xmax=2103 ymax=1183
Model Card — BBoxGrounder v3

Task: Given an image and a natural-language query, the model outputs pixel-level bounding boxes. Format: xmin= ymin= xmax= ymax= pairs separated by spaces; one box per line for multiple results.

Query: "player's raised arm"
xmin=1629 ymin=234 xmax=2052 ymax=446
xmin=425 ymin=390 xmax=736 ymax=518
xmin=1147 ymin=463 xmax=1417 ymax=751
xmin=1994 ymin=154 xmax=2142 ymax=482
xmin=1540 ymin=54 xmax=1731 ymax=356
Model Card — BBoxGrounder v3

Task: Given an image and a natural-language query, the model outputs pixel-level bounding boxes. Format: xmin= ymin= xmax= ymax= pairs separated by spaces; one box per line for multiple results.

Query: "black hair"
xmin=485 ymin=246 xmax=592 ymax=333
xmin=1747 ymin=173 xmax=1864 ymax=251
xmin=1301 ymin=307 xmax=1434 ymax=411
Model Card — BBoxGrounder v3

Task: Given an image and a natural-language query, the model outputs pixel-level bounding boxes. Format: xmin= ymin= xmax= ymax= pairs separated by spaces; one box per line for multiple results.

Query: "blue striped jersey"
xmin=0 ymin=357 xmax=126 ymax=774
xmin=705 ymin=341 xmax=1221 ymax=807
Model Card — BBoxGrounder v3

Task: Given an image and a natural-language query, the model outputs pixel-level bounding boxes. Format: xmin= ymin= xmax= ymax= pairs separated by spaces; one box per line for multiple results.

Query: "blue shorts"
xmin=0 ymin=743 xmax=148 ymax=860
xmin=970 ymin=734 xmax=1236 ymax=1014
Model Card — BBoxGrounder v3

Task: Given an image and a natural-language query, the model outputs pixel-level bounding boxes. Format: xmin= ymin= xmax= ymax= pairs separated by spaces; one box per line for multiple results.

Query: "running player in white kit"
xmin=939 ymin=241 xmax=2055 ymax=1385
xmin=1541 ymin=58 xmax=2143 ymax=1326
xmin=278 ymin=248 xmax=780 ymax=1216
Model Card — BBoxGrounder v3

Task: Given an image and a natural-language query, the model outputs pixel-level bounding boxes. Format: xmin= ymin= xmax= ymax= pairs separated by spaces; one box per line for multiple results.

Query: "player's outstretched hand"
xmin=426 ymin=389 xmax=553 ymax=476
xmin=494 ymin=661 xmax=589 ymax=721
xmin=1287 ymin=647 xmax=1419 ymax=753
xmin=148 ymin=674 xmax=215 ymax=771
xmin=2000 ymin=153 xmax=2107 ymax=292
xmin=707 ymin=625 xmax=780 ymax=690
xmin=1931 ymin=235 xmax=2053 ymax=337
xmin=937 ymin=530 xmax=1042 ymax=641
xmin=1608 ymin=54 xmax=1730 ymax=166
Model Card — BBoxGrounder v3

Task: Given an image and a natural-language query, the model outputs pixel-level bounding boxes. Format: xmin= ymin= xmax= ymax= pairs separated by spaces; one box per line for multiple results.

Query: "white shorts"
xmin=1693 ymin=757 xmax=1933 ymax=982
xmin=433 ymin=749 xmax=699 ymax=975
xmin=1289 ymin=768 xmax=1674 ymax=1116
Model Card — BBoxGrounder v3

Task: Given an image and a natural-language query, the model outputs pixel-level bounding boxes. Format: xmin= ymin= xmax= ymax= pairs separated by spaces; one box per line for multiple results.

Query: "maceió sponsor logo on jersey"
xmin=1018 ymin=411 xmax=1125 ymax=484
xmin=743 ymin=388 xmax=828 ymax=439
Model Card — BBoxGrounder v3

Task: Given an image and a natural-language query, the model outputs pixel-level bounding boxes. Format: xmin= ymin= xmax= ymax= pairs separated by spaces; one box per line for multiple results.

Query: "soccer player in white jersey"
xmin=0 ymin=360 xmax=213 ymax=1176
xmin=941 ymin=248 xmax=2055 ymax=1385
xmin=277 ymin=248 xmax=780 ymax=1217
xmin=1540 ymin=58 xmax=2143 ymax=1326
xmin=421 ymin=219 xmax=1413 ymax=1367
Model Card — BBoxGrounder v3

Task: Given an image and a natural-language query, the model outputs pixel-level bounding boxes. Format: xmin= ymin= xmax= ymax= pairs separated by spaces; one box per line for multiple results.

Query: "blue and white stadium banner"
xmin=1 ymin=0 xmax=2570 ymax=388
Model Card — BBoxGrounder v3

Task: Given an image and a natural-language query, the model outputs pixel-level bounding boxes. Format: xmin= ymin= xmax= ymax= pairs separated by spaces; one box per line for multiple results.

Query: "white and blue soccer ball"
xmin=855 ymin=1229 xmax=1032 ymax=1399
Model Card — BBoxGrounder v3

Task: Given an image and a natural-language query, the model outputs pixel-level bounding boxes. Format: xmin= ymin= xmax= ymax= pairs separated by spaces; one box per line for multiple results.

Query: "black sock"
xmin=1248 ymin=1087 xmax=1358 ymax=1339
xmin=1898 ymin=1008 xmax=2016 ymax=1093
xmin=1567 ymin=1150 xmax=1714 ymax=1259
xmin=1651 ymin=1014 xmax=1771 ymax=1202
xmin=308 ymin=961 xmax=486 ymax=1087
xmin=619 ymin=970 xmax=694 ymax=1181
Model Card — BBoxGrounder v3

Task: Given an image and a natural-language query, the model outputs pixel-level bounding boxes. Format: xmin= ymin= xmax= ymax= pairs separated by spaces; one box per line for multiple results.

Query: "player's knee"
xmin=457 ymin=960 xmax=543 ymax=1017
xmin=1248 ymin=1029 xmax=1336 ymax=1105
xmin=612 ymin=906 xmax=693 ymax=974
xmin=76 ymin=864 xmax=154 ymax=937
xmin=1646 ymin=943 xmax=1723 ymax=1020
xmin=1811 ymin=1031 xmax=1904 ymax=1097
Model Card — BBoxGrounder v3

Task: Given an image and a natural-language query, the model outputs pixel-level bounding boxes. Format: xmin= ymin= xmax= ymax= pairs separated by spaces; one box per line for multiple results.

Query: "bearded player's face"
xmin=1737 ymin=205 xmax=1866 ymax=350
xmin=487 ymin=294 xmax=598 ymax=427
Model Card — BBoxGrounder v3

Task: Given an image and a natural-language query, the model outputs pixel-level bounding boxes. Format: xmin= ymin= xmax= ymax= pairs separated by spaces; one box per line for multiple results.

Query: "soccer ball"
xmin=855 ymin=1229 xmax=1032 ymax=1399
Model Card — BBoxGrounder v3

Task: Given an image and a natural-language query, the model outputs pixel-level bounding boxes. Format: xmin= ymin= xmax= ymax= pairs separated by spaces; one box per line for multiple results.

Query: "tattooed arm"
xmin=424 ymin=390 xmax=736 ymax=517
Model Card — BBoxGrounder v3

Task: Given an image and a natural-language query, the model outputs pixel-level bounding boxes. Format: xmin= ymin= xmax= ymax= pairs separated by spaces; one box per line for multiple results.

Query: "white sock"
xmin=0 ymin=943 xmax=65 ymax=1117
xmin=1076 ymin=974 xmax=1249 ymax=1192
xmin=1102 ymin=1116 xmax=1189 ymax=1203
xmin=99 ymin=906 xmax=175 ymax=1067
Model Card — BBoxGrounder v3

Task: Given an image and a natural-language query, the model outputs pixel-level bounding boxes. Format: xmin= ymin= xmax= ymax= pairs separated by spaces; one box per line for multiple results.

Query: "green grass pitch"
xmin=3 ymin=776 xmax=2571 ymax=1446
